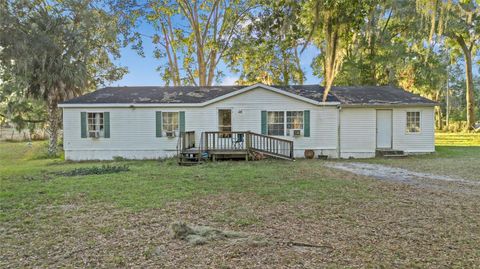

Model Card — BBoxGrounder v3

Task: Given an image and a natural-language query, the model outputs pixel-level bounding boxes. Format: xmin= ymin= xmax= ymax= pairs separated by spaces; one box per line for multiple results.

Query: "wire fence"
xmin=0 ymin=126 xmax=48 ymax=141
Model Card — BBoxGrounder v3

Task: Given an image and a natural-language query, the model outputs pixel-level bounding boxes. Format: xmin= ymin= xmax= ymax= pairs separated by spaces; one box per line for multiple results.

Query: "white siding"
xmin=62 ymin=87 xmax=339 ymax=160
xmin=392 ymin=107 xmax=435 ymax=153
xmin=62 ymin=87 xmax=435 ymax=161
xmin=339 ymin=107 xmax=435 ymax=158
xmin=339 ymin=108 xmax=376 ymax=158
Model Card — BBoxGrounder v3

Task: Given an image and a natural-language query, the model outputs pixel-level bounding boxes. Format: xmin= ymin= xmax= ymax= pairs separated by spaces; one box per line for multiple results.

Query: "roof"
xmin=60 ymin=84 xmax=436 ymax=106
xmin=331 ymin=86 xmax=437 ymax=106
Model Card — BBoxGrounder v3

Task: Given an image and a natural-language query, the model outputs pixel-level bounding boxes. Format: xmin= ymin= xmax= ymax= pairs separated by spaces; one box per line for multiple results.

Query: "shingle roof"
xmin=61 ymin=84 xmax=435 ymax=106
xmin=331 ymin=86 xmax=437 ymax=106
xmin=62 ymin=86 xmax=244 ymax=104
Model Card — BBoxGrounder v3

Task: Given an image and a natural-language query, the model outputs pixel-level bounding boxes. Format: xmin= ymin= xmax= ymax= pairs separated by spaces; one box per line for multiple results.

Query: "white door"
xmin=376 ymin=110 xmax=392 ymax=149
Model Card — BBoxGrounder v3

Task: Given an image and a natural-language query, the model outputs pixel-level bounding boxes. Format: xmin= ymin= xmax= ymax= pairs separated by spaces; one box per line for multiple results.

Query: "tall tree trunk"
xmin=434 ymin=92 xmax=443 ymax=129
xmin=281 ymin=48 xmax=289 ymax=86
xmin=323 ymin=24 xmax=341 ymax=102
xmin=47 ymin=97 xmax=59 ymax=156
xmin=367 ymin=6 xmax=377 ymax=84
xmin=206 ymin=50 xmax=217 ymax=86
xmin=453 ymin=34 xmax=476 ymax=130
xmin=294 ymin=47 xmax=304 ymax=85
xmin=464 ymin=52 xmax=475 ymax=130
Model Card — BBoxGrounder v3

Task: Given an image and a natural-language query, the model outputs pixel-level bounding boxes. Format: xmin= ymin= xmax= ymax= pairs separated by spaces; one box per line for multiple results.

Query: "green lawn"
xmin=1 ymin=135 xmax=480 ymax=267
xmin=435 ymin=132 xmax=480 ymax=146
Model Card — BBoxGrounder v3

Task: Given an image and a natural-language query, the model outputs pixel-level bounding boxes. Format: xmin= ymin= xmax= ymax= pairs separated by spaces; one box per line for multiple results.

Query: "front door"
xmin=376 ymin=110 xmax=392 ymax=149
xmin=218 ymin=109 xmax=232 ymax=137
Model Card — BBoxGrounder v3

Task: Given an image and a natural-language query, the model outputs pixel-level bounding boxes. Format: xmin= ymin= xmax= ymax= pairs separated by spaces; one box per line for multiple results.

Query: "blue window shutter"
xmin=261 ymin=111 xmax=267 ymax=135
xmin=81 ymin=112 xmax=87 ymax=138
xmin=304 ymin=110 xmax=310 ymax=137
xmin=104 ymin=112 xmax=110 ymax=138
xmin=156 ymin=111 xmax=162 ymax=137
xmin=179 ymin=111 xmax=185 ymax=133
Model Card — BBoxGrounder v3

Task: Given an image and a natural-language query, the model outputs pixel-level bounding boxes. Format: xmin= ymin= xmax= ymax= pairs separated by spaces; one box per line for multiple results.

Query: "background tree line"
xmin=1 ymin=0 xmax=479 ymax=155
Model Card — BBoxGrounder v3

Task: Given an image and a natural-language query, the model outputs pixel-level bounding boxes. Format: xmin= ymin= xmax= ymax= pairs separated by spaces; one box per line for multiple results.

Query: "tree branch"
xmin=0 ymin=113 xmax=45 ymax=123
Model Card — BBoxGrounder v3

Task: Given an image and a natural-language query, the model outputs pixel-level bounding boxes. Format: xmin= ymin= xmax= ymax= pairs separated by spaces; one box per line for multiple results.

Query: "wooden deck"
xmin=177 ymin=131 xmax=294 ymax=165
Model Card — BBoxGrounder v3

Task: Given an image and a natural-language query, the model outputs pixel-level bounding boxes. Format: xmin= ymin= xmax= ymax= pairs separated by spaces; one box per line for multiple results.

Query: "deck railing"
xmin=204 ymin=131 xmax=248 ymax=151
xmin=203 ymin=131 xmax=294 ymax=159
xmin=182 ymin=131 xmax=196 ymax=150
xmin=177 ymin=131 xmax=196 ymax=155
xmin=247 ymin=132 xmax=294 ymax=159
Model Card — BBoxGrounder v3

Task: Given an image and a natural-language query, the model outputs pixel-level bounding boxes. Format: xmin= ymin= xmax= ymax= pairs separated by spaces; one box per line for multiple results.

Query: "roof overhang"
xmin=58 ymin=83 xmax=341 ymax=108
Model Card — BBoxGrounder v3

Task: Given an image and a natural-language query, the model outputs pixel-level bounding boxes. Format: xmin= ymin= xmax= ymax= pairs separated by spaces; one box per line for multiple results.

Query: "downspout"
xmin=337 ymin=105 xmax=341 ymax=158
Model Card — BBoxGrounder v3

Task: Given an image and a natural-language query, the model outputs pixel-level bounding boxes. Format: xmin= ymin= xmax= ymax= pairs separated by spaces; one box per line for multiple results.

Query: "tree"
xmin=0 ymin=75 xmax=46 ymax=137
xmin=227 ymin=0 xmax=306 ymax=85
xmin=0 ymin=0 xmax=127 ymax=155
xmin=319 ymin=0 xmax=417 ymax=86
xmin=318 ymin=0 xmax=449 ymax=127
xmin=440 ymin=59 xmax=480 ymax=128
xmin=416 ymin=0 xmax=479 ymax=129
xmin=114 ymin=0 xmax=254 ymax=86
xmin=303 ymin=0 xmax=373 ymax=101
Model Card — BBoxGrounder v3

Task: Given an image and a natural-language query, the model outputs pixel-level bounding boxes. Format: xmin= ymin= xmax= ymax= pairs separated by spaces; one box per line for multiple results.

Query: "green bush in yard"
xmin=53 ymin=164 xmax=130 ymax=177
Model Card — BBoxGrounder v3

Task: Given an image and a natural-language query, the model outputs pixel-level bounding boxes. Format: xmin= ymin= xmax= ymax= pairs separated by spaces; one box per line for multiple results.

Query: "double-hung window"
xmin=406 ymin=112 xmax=420 ymax=133
xmin=162 ymin=112 xmax=179 ymax=134
xmin=267 ymin=111 xmax=305 ymax=136
xmin=87 ymin=112 xmax=104 ymax=138
xmin=267 ymin=111 xmax=285 ymax=136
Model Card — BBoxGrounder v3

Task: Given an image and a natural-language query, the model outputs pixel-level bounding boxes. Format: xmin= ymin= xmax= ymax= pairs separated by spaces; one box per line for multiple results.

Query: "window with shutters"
xmin=406 ymin=111 xmax=421 ymax=133
xmin=267 ymin=111 xmax=306 ymax=136
xmin=162 ymin=112 xmax=179 ymax=134
xmin=87 ymin=112 xmax=104 ymax=138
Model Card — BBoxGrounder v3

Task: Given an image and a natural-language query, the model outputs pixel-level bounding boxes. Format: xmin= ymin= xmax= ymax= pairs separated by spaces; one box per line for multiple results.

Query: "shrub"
xmin=54 ymin=164 xmax=129 ymax=177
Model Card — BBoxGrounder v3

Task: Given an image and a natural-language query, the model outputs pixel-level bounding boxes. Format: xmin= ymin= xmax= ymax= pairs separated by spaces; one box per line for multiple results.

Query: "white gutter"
xmin=337 ymin=105 xmax=341 ymax=159
xmin=339 ymin=103 xmax=437 ymax=108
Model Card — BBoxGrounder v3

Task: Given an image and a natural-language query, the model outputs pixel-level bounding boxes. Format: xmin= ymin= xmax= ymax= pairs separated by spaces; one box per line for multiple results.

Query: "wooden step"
xmin=178 ymin=161 xmax=201 ymax=166
xmin=376 ymin=149 xmax=405 ymax=157
xmin=178 ymin=157 xmax=202 ymax=165
xmin=383 ymin=154 xmax=407 ymax=158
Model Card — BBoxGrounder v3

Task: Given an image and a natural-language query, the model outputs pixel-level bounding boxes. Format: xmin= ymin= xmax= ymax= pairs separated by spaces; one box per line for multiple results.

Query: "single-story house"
xmin=59 ymin=83 xmax=436 ymax=161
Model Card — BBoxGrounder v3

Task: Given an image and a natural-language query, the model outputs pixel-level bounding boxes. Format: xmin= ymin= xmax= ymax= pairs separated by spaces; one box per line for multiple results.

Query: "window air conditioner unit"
xmin=165 ymin=131 xmax=176 ymax=138
xmin=292 ymin=129 xmax=302 ymax=137
xmin=90 ymin=131 xmax=101 ymax=139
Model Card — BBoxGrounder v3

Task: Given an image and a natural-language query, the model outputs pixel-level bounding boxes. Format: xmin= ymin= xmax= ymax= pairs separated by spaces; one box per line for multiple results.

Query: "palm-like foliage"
xmin=0 ymin=1 xmax=127 ymax=155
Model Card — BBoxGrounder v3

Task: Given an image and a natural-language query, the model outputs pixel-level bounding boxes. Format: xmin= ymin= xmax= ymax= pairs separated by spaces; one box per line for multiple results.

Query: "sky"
xmin=107 ymin=21 xmax=322 ymax=87
xmin=107 ymin=18 xmax=479 ymax=88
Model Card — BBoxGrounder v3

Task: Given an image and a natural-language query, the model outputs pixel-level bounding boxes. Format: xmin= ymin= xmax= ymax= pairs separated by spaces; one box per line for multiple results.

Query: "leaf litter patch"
xmin=170 ymin=221 xmax=333 ymax=251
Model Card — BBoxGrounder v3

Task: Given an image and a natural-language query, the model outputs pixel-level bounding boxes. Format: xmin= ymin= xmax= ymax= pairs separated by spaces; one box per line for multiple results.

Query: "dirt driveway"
xmin=325 ymin=161 xmax=480 ymax=193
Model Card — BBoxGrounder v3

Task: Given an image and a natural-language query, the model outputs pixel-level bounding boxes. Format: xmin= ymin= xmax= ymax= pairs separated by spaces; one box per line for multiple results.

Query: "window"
xmin=406 ymin=112 xmax=420 ymax=133
xmin=87 ymin=112 xmax=104 ymax=138
xmin=162 ymin=112 xmax=179 ymax=134
xmin=267 ymin=111 xmax=285 ymax=136
xmin=287 ymin=111 xmax=303 ymax=135
xmin=218 ymin=109 xmax=232 ymax=138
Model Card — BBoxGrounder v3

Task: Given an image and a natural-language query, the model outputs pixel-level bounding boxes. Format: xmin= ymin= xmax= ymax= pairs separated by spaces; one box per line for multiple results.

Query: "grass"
xmin=1 ymin=134 xmax=480 ymax=267
xmin=435 ymin=132 xmax=480 ymax=146
xmin=0 ymin=141 xmax=372 ymax=220
xmin=361 ymin=133 xmax=480 ymax=180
